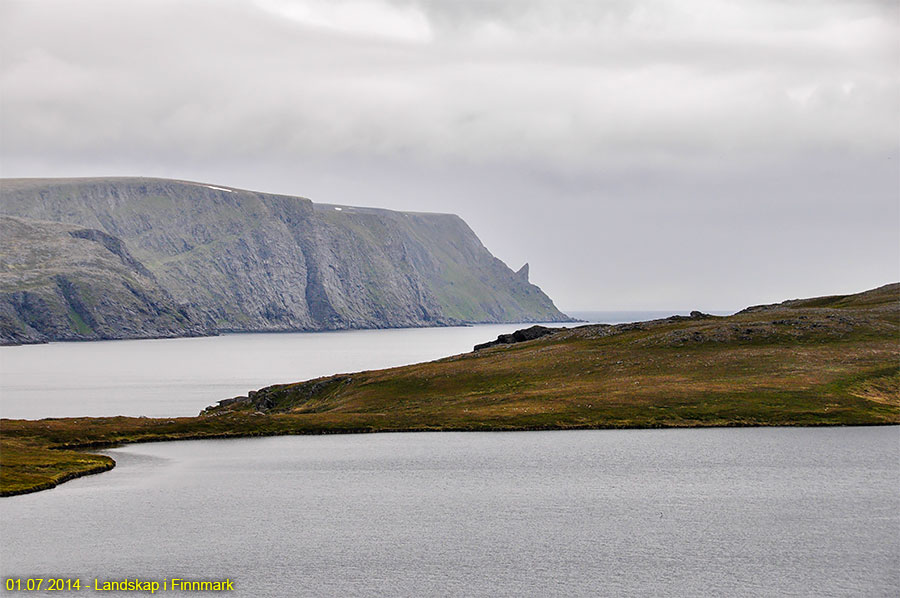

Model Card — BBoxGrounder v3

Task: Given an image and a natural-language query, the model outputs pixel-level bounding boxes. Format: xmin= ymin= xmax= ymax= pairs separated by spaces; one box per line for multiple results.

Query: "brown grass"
xmin=2 ymin=283 xmax=898 ymax=496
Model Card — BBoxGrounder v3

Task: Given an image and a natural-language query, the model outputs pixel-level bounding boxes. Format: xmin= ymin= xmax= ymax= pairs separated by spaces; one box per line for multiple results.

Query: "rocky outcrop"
xmin=474 ymin=324 xmax=561 ymax=350
xmin=515 ymin=263 xmax=529 ymax=282
xmin=0 ymin=177 xmax=572 ymax=344
xmin=664 ymin=310 xmax=712 ymax=322
xmin=205 ymin=375 xmax=356 ymax=415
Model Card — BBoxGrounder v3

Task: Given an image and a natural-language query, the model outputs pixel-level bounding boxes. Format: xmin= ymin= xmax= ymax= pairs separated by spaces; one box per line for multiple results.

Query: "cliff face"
xmin=0 ymin=177 xmax=570 ymax=344
xmin=0 ymin=216 xmax=208 ymax=344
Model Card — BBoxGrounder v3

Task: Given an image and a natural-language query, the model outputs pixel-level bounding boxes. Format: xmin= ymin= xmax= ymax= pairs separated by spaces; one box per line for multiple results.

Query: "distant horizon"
xmin=2 ymin=174 xmax=894 ymax=314
xmin=564 ymin=309 xmax=736 ymax=319
xmin=559 ymin=281 xmax=898 ymax=314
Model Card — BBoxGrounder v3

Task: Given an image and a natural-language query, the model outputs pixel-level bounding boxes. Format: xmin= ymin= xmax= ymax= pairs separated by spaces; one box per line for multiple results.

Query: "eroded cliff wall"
xmin=0 ymin=178 xmax=569 ymax=344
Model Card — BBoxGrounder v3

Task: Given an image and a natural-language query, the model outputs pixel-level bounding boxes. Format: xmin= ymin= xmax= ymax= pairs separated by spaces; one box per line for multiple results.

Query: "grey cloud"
xmin=1 ymin=0 xmax=897 ymax=309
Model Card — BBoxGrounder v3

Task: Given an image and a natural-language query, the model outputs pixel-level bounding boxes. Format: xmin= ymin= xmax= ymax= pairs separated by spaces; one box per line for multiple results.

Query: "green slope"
xmin=2 ymin=283 xmax=897 ymax=496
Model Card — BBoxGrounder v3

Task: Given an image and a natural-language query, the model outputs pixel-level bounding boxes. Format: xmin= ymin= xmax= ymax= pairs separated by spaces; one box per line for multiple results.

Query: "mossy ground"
xmin=2 ymin=284 xmax=898 ymax=496
xmin=0 ymin=438 xmax=114 ymax=496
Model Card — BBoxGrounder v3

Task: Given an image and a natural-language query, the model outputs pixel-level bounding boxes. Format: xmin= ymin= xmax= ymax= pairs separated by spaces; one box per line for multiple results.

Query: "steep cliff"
xmin=0 ymin=177 xmax=570 ymax=344
xmin=0 ymin=216 xmax=207 ymax=344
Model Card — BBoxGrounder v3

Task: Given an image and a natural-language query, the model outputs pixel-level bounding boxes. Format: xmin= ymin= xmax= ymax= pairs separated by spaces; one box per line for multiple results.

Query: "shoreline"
xmin=3 ymin=419 xmax=897 ymax=497
xmin=1 ymin=317 xmax=581 ymax=348
xmin=0 ymin=460 xmax=115 ymax=498
xmin=3 ymin=283 xmax=897 ymax=498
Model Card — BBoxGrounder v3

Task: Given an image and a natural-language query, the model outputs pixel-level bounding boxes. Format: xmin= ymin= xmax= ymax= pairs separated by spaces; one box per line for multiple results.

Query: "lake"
xmin=1 ymin=315 xmax=896 ymax=596
xmin=0 ymin=313 xmax=690 ymax=420
xmin=1 ymin=427 xmax=897 ymax=597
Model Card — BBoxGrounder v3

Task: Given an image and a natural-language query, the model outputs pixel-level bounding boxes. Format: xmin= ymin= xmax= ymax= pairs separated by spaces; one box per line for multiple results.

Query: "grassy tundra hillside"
xmin=1 ymin=284 xmax=897 ymax=496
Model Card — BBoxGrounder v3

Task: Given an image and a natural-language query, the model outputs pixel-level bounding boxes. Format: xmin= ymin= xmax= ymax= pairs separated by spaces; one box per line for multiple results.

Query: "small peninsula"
xmin=1 ymin=283 xmax=897 ymax=496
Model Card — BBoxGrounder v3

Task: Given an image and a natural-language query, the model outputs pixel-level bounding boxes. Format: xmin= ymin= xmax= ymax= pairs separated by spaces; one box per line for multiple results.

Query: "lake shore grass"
xmin=2 ymin=284 xmax=898 ymax=497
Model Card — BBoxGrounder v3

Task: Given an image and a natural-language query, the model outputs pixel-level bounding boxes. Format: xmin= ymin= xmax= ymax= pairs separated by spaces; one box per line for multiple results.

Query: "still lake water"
xmin=2 ymin=428 xmax=898 ymax=597
xmin=1 ymin=316 xmax=897 ymax=596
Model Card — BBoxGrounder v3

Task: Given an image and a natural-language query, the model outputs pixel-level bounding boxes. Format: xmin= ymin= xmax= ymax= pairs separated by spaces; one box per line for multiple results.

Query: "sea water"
xmin=0 ymin=313 xmax=687 ymax=420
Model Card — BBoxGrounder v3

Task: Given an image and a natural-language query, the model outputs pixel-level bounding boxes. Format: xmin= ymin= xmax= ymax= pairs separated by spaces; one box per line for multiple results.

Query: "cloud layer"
xmin=2 ymin=0 xmax=898 ymax=308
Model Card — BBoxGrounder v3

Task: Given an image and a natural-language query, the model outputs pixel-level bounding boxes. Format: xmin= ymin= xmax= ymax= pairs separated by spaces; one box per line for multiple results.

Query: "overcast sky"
xmin=1 ymin=0 xmax=897 ymax=310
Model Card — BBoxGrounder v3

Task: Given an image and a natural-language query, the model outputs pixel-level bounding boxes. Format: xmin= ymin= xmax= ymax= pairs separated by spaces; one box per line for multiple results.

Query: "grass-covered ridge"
xmin=2 ymin=283 xmax=897 ymax=496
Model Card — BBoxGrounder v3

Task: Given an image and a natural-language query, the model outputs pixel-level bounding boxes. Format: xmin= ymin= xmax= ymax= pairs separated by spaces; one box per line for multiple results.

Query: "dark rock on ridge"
xmin=0 ymin=177 xmax=573 ymax=344
xmin=205 ymin=375 xmax=354 ymax=414
xmin=474 ymin=324 xmax=561 ymax=350
xmin=664 ymin=310 xmax=712 ymax=322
